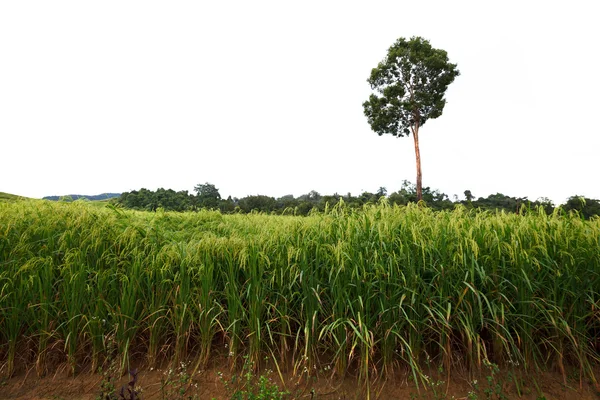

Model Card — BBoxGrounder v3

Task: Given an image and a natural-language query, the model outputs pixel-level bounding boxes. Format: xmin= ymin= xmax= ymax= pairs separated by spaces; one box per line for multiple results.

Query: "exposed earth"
xmin=2 ymin=358 xmax=600 ymax=400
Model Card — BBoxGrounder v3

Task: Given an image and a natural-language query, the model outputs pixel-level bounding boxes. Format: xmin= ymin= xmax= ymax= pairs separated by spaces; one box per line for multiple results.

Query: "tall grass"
xmin=0 ymin=200 xmax=599 ymax=392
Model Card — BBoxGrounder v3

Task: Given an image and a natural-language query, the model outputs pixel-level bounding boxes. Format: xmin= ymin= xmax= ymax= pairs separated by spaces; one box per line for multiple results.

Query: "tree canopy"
xmin=111 ymin=182 xmax=600 ymax=219
xmin=194 ymin=182 xmax=221 ymax=209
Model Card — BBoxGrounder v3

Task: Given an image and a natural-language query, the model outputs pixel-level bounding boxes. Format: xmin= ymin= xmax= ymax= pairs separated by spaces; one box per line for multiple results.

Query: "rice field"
xmin=1 ymin=199 xmax=599 ymax=394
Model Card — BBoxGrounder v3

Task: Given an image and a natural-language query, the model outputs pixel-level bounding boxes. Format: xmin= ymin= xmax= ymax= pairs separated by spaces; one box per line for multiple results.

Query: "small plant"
xmin=466 ymin=390 xmax=478 ymax=400
xmin=96 ymin=330 xmax=142 ymax=400
xmin=428 ymin=376 xmax=447 ymax=400
xmin=416 ymin=354 xmax=449 ymax=400
xmin=219 ymin=355 xmax=289 ymax=400
xmin=96 ymin=339 xmax=119 ymax=400
xmin=96 ymin=364 xmax=116 ymax=400
xmin=160 ymin=361 xmax=198 ymax=400
xmin=118 ymin=369 xmax=141 ymax=400
xmin=97 ymin=366 xmax=142 ymax=400
xmin=421 ymin=369 xmax=447 ymax=399
xmin=471 ymin=360 xmax=507 ymax=400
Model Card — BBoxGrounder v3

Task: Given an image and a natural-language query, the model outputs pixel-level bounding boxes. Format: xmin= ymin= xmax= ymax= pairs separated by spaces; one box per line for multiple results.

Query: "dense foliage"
xmin=113 ymin=181 xmax=600 ymax=219
xmin=1 ymin=200 xmax=599 ymax=394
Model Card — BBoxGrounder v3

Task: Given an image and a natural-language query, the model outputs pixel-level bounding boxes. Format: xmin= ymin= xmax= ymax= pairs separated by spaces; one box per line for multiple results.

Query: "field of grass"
xmin=0 ymin=200 xmax=599 ymax=397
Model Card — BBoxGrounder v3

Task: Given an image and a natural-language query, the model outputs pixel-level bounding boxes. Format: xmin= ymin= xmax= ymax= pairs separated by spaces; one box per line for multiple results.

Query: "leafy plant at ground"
xmin=219 ymin=356 xmax=289 ymax=400
xmin=97 ymin=368 xmax=141 ymax=400
xmin=96 ymin=331 xmax=141 ymax=400
xmin=118 ymin=369 xmax=141 ymax=400
xmin=96 ymin=333 xmax=119 ymax=400
xmin=160 ymin=361 xmax=198 ymax=400
xmin=471 ymin=360 xmax=507 ymax=400
xmin=96 ymin=365 xmax=118 ymax=400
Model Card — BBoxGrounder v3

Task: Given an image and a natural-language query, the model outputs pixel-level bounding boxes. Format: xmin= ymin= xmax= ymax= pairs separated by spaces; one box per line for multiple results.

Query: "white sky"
xmin=1 ymin=1 xmax=599 ymax=204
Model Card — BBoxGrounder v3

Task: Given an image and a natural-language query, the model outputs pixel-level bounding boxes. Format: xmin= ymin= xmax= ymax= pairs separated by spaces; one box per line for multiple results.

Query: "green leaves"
xmin=363 ymin=36 xmax=459 ymax=137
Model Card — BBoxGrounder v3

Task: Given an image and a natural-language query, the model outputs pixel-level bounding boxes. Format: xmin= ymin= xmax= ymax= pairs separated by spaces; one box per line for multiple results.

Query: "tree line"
xmin=113 ymin=181 xmax=600 ymax=219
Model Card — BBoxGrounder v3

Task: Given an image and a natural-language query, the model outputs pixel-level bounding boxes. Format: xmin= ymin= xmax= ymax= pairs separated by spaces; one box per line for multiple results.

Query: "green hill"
xmin=43 ymin=193 xmax=121 ymax=201
xmin=0 ymin=192 xmax=28 ymax=201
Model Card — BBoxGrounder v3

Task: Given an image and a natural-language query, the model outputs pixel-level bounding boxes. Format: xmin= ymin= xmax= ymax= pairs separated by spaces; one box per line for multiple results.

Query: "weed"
xmin=219 ymin=355 xmax=289 ymax=400
xmin=471 ymin=360 xmax=507 ymax=400
xmin=160 ymin=361 xmax=198 ymax=400
xmin=96 ymin=359 xmax=119 ymax=399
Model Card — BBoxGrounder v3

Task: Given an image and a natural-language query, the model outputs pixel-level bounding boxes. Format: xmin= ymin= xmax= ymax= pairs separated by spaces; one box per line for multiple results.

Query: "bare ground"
xmin=2 ymin=359 xmax=600 ymax=400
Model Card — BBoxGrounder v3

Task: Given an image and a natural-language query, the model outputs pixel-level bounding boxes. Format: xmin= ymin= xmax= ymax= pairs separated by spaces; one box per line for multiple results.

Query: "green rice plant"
xmin=84 ymin=278 xmax=111 ymax=373
xmin=57 ymin=248 xmax=89 ymax=375
xmin=321 ymin=237 xmax=351 ymax=377
xmin=294 ymin=234 xmax=324 ymax=378
xmin=192 ymin=241 xmax=222 ymax=369
xmin=28 ymin=256 xmax=57 ymax=376
xmin=113 ymin=253 xmax=145 ymax=374
xmin=244 ymin=243 xmax=267 ymax=368
xmin=222 ymin=239 xmax=245 ymax=370
xmin=263 ymin=234 xmax=299 ymax=372
xmin=0 ymin=266 xmax=31 ymax=377
xmin=1 ymin=199 xmax=599 ymax=395
xmin=165 ymin=243 xmax=194 ymax=364
xmin=144 ymin=244 xmax=176 ymax=368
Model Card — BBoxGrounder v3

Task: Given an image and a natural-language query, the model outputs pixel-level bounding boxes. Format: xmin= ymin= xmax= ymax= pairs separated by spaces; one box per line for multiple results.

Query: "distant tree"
xmin=388 ymin=180 xmax=415 ymax=206
xmin=137 ymin=188 xmax=157 ymax=211
xmin=388 ymin=191 xmax=408 ymax=206
xmin=358 ymin=191 xmax=377 ymax=205
xmin=116 ymin=188 xmax=195 ymax=211
xmin=562 ymin=196 xmax=600 ymax=219
xmin=218 ymin=196 xmax=236 ymax=213
xmin=276 ymin=195 xmax=298 ymax=213
xmin=363 ymin=37 xmax=460 ymax=201
xmin=318 ymin=194 xmax=341 ymax=211
xmin=534 ymin=197 xmax=555 ymax=215
xmin=307 ymin=190 xmax=321 ymax=202
xmin=469 ymin=193 xmax=532 ymax=214
xmin=464 ymin=190 xmax=474 ymax=202
xmin=238 ymin=195 xmax=276 ymax=213
xmin=377 ymin=187 xmax=388 ymax=198
xmin=194 ymin=182 xmax=221 ymax=209
xmin=387 ymin=180 xmax=452 ymax=210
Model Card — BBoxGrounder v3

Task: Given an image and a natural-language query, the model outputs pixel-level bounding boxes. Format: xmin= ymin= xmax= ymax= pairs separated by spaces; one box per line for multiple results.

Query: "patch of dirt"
xmin=1 ymin=360 xmax=600 ymax=400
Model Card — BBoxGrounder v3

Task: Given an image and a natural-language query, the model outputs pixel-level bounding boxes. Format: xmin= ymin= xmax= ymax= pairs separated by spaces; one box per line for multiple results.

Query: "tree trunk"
xmin=412 ymin=122 xmax=422 ymax=202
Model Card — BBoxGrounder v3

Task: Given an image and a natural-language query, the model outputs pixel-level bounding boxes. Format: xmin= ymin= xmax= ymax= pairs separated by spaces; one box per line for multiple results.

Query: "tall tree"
xmin=363 ymin=37 xmax=459 ymax=201
xmin=464 ymin=190 xmax=474 ymax=202
xmin=194 ymin=182 xmax=221 ymax=209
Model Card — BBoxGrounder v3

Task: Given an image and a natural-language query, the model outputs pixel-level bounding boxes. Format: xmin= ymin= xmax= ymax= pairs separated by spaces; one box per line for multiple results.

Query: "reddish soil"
xmin=2 ymin=360 xmax=599 ymax=399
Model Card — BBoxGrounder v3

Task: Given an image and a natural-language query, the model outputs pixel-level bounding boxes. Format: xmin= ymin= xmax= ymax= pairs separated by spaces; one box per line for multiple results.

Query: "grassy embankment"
xmin=0 ymin=192 xmax=28 ymax=202
xmin=0 ymin=199 xmax=599 ymax=396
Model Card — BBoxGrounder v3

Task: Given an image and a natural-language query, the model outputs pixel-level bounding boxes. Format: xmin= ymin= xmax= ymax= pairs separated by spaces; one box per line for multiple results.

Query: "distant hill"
xmin=0 ymin=192 xmax=28 ymax=201
xmin=43 ymin=193 xmax=121 ymax=201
